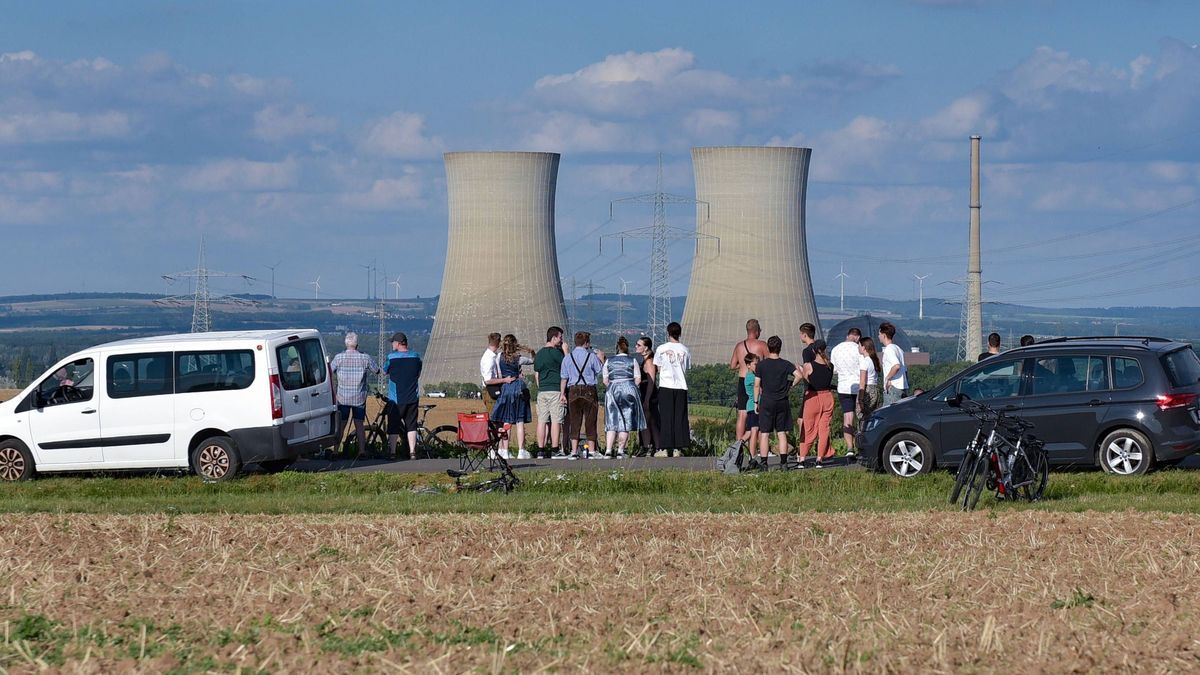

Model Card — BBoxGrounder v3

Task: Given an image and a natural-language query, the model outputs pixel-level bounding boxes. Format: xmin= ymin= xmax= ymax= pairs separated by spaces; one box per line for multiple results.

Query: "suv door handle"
xmin=81 ymin=408 xmax=97 ymax=415
xmin=1088 ymin=399 xmax=1106 ymax=406
xmin=310 ymin=390 xmax=323 ymax=397
xmin=1002 ymin=405 xmax=1018 ymax=412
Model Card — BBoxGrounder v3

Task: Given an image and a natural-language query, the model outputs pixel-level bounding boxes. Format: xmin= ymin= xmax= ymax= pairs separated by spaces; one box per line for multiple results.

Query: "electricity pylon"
xmin=157 ymin=237 xmax=254 ymax=333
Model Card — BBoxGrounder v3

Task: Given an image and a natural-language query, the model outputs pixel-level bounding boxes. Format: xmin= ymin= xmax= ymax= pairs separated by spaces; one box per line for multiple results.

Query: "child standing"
xmin=742 ymin=353 xmax=765 ymax=470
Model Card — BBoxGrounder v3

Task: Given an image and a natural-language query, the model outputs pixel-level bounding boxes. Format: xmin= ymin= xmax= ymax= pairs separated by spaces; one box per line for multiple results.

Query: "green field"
xmin=4 ymin=468 xmax=1200 ymax=514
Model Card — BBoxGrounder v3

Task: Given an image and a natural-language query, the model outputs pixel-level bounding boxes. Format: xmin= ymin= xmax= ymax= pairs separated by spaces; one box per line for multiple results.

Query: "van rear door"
xmin=274 ymin=336 xmax=334 ymax=444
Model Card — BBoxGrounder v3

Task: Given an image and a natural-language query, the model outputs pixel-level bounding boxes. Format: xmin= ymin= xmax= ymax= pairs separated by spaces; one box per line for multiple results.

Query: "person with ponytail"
xmin=857 ymin=337 xmax=883 ymax=426
xmin=489 ymin=333 xmax=536 ymax=459
xmin=602 ymin=336 xmax=645 ymax=458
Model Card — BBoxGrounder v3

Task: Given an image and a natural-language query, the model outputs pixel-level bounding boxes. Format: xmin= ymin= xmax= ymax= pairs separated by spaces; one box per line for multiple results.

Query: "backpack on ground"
xmin=715 ymin=439 xmax=745 ymax=474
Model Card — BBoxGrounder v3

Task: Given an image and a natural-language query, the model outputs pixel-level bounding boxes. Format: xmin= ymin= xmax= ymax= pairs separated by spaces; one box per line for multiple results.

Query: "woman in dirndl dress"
xmin=489 ymin=334 xmax=535 ymax=458
xmin=635 ymin=336 xmax=660 ymax=456
xmin=603 ymin=336 xmax=646 ymax=458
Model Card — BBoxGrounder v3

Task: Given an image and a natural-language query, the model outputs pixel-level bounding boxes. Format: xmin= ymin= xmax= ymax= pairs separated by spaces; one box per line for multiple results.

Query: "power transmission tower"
xmin=601 ymin=155 xmax=716 ymax=342
xmin=157 ymin=237 xmax=254 ymax=333
xmin=375 ymin=298 xmax=388 ymax=393
xmin=835 ymin=263 xmax=849 ymax=312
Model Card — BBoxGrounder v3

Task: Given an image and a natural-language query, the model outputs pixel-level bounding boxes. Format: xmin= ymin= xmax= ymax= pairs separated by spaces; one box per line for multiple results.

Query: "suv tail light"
xmin=269 ymin=373 xmax=283 ymax=419
xmin=1156 ymin=392 xmax=1198 ymax=410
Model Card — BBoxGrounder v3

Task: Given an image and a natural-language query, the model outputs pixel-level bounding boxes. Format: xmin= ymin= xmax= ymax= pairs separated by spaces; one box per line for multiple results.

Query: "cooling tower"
xmin=680 ymin=146 xmax=821 ymax=365
xmin=422 ymin=152 xmax=567 ymax=384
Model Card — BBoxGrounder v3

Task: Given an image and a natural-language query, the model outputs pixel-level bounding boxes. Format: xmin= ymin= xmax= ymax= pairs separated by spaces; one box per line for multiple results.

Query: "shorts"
xmin=745 ymin=410 xmax=759 ymax=429
xmin=338 ymin=404 xmax=366 ymax=421
xmin=736 ymin=377 xmax=748 ymax=410
xmin=386 ymin=401 xmax=418 ymax=435
xmin=536 ymin=391 xmax=566 ymax=424
xmin=838 ymin=393 xmax=858 ymax=415
xmin=757 ymin=402 xmax=793 ymax=434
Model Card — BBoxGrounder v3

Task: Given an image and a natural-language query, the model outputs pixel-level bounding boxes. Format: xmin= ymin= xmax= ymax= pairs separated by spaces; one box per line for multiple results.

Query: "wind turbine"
xmin=263 ymin=260 xmax=281 ymax=300
xmin=617 ymin=277 xmax=633 ymax=335
xmin=914 ymin=274 xmax=930 ymax=320
xmin=390 ymin=276 xmax=402 ymax=300
xmin=309 ymin=276 xmax=321 ymax=300
xmin=835 ymin=263 xmax=849 ymax=313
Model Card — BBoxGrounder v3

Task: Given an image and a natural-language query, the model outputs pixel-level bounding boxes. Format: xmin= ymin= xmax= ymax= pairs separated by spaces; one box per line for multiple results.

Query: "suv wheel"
xmin=0 ymin=439 xmax=34 ymax=482
xmin=883 ymin=432 xmax=933 ymax=477
xmin=1098 ymin=428 xmax=1153 ymax=476
xmin=193 ymin=436 xmax=242 ymax=481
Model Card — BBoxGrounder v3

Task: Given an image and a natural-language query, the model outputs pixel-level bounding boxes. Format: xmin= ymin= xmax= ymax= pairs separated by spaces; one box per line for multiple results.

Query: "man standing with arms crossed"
xmin=533 ymin=326 xmax=568 ymax=460
xmin=729 ymin=319 xmax=769 ymax=446
xmin=878 ymin=322 xmax=908 ymax=406
xmin=385 ymin=332 xmax=422 ymax=461
xmin=829 ymin=327 xmax=863 ymax=459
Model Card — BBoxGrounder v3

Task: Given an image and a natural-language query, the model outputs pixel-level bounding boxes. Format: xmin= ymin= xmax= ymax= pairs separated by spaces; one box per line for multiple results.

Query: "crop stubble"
xmin=1 ymin=512 xmax=1198 ymax=672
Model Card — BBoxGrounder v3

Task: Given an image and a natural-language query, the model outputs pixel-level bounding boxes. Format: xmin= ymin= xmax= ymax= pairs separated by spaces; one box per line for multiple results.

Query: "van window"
xmin=276 ymin=339 xmax=326 ymax=391
xmin=1112 ymin=357 xmax=1144 ymax=389
xmin=107 ymin=353 xmax=172 ymax=399
xmin=1162 ymin=348 xmax=1200 ymax=388
xmin=37 ymin=358 xmax=94 ymax=406
xmin=176 ymin=350 xmax=255 ymax=393
xmin=957 ymin=358 xmax=1024 ymax=400
xmin=1030 ymin=356 xmax=1089 ymax=395
xmin=1085 ymin=356 xmax=1110 ymax=391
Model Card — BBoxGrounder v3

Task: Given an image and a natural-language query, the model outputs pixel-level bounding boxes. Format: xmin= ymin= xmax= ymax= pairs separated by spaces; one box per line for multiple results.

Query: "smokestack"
xmin=966 ymin=135 xmax=983 ymax=360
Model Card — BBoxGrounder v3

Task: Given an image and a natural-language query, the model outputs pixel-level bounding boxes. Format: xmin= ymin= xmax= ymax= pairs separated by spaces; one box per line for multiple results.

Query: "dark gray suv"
xmin=858 ymin=337 xmax=1200 ymax=477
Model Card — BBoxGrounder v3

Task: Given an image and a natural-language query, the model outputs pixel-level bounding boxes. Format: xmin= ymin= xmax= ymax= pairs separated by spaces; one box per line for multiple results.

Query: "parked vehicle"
xmin=858 ymin=337 xmax=1200 ymax=477
xmin=0 ymin=330 xmax=337 ymax=482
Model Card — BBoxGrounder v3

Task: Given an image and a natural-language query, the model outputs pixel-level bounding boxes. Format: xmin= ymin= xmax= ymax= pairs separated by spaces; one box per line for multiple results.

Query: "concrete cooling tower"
xmin=680 ymin=146 xmax=821 ymax=365
xmin=422 ymin=152 xmax=567 ymax=385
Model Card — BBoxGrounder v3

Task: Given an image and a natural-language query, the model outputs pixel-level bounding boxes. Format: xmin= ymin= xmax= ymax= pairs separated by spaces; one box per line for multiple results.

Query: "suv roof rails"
xmin=1032 ymin=336 xmax=1172 ymax=346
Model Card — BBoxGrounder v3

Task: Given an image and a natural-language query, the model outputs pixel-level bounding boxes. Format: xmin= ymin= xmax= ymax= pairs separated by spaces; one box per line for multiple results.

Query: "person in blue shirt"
xmin=386 ymin=332 xmax=422 ymax=460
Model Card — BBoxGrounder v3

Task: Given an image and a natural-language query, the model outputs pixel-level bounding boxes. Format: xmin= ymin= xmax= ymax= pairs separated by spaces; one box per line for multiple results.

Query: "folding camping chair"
xmin=446 ymin=412 xmax=520 ymax=493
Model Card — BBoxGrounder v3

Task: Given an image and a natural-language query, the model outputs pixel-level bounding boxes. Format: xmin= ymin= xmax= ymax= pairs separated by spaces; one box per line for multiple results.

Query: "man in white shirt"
xmin=653 ymin=321 xmax=691 ymax=458
xmin=479 ymin=332 xmax=510 ymax=414
xmin=829 ymin=327 xmax=863 ymax=458
xmin=878 ymin=322 xmax=908 ymax=405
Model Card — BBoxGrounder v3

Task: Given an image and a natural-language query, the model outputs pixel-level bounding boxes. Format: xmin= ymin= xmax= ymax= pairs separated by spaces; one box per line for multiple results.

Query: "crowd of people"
xmin=327 ymin=318 xmax=916 ymax=466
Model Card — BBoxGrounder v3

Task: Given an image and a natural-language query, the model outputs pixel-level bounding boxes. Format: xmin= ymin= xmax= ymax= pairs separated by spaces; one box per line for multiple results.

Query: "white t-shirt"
xmin=830 ymin=340 xmax=862 ymax=395
xmin=479 ymin=348 xmax=499 ymax=387
xmin=859 ymin=354 xmax=879 ymax=386
xmin=653 ymin=342 xmax=690 ymax=390
xmin=881 ymin=343 xmax=908 ymax=390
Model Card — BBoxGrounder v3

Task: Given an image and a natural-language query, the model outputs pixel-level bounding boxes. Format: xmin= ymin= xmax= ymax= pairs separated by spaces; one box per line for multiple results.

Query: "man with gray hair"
xmin=331 ymin=331 xmax=381 ymax=457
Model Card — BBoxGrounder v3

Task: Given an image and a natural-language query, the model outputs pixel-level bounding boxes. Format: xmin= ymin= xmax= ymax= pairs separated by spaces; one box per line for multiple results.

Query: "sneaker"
xmin=567 ymin=454 xmax=579 ymax=461
xmin=498 ymin=448 xmax=511 ymax=460
xmin=517 ymin=449 xmax=532 ymax=460
xmin=845 ymin=450 xmax=857 ymax=460
xmin=550 ymin=451 xmax=569 ymax=460
xmin=814 ymin=460 xmax=827 ymax=469
xmin=595 ymin=453 xmax=610 ymax=460
xmin=616 ymin=451 xmax=627 ymax=459
xmin=653 ymin=449 xmax=668 ymax=458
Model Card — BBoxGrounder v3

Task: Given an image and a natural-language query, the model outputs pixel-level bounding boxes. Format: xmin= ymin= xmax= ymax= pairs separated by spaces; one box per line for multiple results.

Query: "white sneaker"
xmin=595 ymin=453 xmax=610 ymax=459
xmin=653 ymin=449 xmax=668 ymax=458
xmin=616 ymin=451 xmax=627 ymax=459
xmin=499 ymin=448 xmax=510 ymax=460
xmin=517 ymin=449 xmax=532 ymax=459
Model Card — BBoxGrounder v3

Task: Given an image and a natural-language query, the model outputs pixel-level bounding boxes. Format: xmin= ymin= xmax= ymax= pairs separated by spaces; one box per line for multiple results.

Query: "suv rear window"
xmin=1162 ymin=348 xmax=1200 ymax=388
xmin=1112 ymin=357 xmax=1144 ymax=389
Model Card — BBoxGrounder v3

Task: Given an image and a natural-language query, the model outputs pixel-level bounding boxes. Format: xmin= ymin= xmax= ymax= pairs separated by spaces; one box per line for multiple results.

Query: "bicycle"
xmin=356 ymin=393 xmax=459 ymax=459
xmin=446 ymin=413 xmax=519 ymax=493
xmin=947 ymin=394 xmax=1049 ymax=510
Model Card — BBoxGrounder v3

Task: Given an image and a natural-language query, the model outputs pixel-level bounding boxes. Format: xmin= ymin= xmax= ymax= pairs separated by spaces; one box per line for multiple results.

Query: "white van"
xmin=0 ymin=330 xmax=337 ymax=481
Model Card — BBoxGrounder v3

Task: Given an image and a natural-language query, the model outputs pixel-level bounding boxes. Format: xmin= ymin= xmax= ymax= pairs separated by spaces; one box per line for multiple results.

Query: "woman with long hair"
xmin=489 ymin=334 xmax=535 ymax=459
xmin=798 ymin=339 xmax=836 ymax=467
xmin=634 ymin=337 xmax=660 ymax=457
xmin=857 ymin=336 xmax=883 ymax=424
xmin=602 ymin=336 xmax=646 ymax=458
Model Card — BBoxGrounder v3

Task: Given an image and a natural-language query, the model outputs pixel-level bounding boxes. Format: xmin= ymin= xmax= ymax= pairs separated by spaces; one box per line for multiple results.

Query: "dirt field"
xmin=2 ymin=512 xmax=1198 ymax=672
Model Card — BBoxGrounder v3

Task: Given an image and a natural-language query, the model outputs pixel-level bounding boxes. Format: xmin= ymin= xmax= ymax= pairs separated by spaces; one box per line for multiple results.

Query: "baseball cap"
xmin=390 ymin=332 xmax=408 ymax=345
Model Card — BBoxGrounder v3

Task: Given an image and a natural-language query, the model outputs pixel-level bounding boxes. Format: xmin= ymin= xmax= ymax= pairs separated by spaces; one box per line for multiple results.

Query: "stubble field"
xmin=3 ymin=511 xmax=1198 ymax=673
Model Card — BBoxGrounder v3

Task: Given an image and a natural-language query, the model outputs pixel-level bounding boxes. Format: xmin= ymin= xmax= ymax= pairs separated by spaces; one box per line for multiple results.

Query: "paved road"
xmin=290 ymin=453 xmax=865 ymax=474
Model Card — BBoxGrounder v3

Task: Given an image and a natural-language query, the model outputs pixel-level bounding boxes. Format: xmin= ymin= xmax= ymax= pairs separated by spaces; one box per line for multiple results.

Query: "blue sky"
xmin=3 ymin=1 xmax=1200 ymax=307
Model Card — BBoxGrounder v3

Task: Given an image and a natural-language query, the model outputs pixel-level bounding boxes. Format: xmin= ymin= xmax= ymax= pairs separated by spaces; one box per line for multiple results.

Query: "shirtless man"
xmin=729 ymin=319 xmax=770 ymax=443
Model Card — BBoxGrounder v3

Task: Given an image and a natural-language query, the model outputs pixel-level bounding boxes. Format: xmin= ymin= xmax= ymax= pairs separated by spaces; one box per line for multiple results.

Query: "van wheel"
xmin=1098 ymin=428 xmax=1153 ymax=476
xmin=259 ymin=459 xmax=293 ymax=474
xmin=883 ymin=432 xmax=933 ymax=477
xmin=193 ymin=437 xmax=241 ymax=481
xmin=0 ymin=439 xmax=34 ymax=482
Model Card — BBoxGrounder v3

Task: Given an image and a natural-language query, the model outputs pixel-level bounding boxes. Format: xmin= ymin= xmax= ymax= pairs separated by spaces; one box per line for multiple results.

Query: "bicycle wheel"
xmin=949 ymin=447 xmax=978 ymax=504
xmin=420 ymin=425 xmax=459 ymax=459
xmin=1011 ymin=448 xmax=1048 ymax=502
xmin=962 ymin=452 xmax=992 ymax=511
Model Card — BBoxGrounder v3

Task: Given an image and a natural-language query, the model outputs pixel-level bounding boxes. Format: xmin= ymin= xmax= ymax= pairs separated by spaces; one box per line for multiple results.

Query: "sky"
xmin=2 ymin=0 xmax=1200 ymax=307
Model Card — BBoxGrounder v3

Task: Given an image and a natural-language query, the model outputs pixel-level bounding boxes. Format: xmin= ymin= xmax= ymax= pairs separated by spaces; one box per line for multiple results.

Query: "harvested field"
xmin=2 ymin=512 xmax=1199 ymax=672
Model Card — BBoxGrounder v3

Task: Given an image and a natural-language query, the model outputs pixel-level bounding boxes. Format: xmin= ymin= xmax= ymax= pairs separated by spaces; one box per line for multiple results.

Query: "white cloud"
xmin=521 ymin=112 xmax=650 ymax=152
xmin=682 ymin=109 xmax=740 ymax=141
xmin=228 ymin=73 xmax=289 ymax=97
xmin=0 ymin=111 xmax=132 ymax=144
xmin=253 ymin=104 xmax=337 ymax=142
xmin=180 ymin=158 xmax=299 ymax=192
xmin=340 ymin=168 xmax=424 ymax=210
xmin=360 ymin=112 xmax=444 ymax=158
xmin=0 ymin=171 xmax=64 ymax=193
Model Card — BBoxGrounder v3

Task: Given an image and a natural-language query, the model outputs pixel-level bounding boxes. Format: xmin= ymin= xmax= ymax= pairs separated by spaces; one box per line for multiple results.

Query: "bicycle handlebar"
xmin=947 ymin=393 xmax=1036 ymax=431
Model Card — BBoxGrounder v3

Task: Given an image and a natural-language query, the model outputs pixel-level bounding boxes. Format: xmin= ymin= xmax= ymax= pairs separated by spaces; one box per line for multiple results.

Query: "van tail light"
xmin=270 ymin=374 xmax=283 ymax=419
xmin=328 ymin=363 xmax=336 ymax=405
xmin=1156 ymin=392 xmax=1198 ymax=411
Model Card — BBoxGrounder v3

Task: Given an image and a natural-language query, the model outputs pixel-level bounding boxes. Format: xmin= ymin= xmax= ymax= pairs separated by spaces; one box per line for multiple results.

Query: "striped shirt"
xmin=330 ymin=349 xmax=380 ymax=407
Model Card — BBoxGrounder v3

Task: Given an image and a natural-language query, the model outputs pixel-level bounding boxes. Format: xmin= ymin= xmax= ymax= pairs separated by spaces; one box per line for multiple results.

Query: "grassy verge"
xmin=4 ymin=468 xmax=1200 ymax=514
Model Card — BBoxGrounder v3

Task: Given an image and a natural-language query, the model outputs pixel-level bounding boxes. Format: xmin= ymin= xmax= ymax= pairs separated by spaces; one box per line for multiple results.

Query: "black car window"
xmin=1030 ymin=356 xmax=1089 ymax=395
xmin=1086 ymin=356 xmax=1110 ymax=391
xmin=37 ymin=358 xmax=95 ymax=406
xmin=1112 ymin=357 xmax=1144 ymax=389
xmin=176 ymin=350 xmax=255 ymax=393
xmin=276 ymin=338 xmax=325 ymax=391
xmin=108 ymin=352 xmax=173 ymax=399
xmin=957 ymin=358 xmax=1024 ymax=400
xmin=1162 ymin=348 xmax=1200 ymax=388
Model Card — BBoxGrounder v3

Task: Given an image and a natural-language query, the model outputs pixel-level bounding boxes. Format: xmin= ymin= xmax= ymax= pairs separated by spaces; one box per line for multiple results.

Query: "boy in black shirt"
xmin=754 ymin=335 xmax=802 ymax=469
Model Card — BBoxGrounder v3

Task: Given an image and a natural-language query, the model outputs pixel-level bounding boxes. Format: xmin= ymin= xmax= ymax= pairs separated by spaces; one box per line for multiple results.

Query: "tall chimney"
xmin=966 ymin=135 xmax=983 ymax=360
